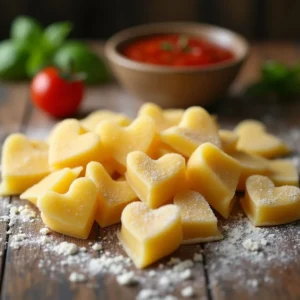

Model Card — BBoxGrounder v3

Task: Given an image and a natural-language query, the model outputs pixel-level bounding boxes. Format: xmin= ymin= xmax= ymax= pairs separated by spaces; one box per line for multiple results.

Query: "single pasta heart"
xmin=118 ymin=201 xmax=183 ymax=268
xmin=219 ymin=129 xmax=239 ymax=153
xmin=81 ymin=110 xmax=131 ymax=132
xmin=138 ymin=102 xmax=183 ymax=131
xmin=49 ymin=119 xmax=106 ymax=170
xmin=126 ymin=151 xmax=186 ymax=208
xmin=86 ymin=161 xmax=138 ymax=227
xmin=20 ymin=167 xmax=82 ymax=205
xmin=267 ymin=159 xmax=299 ymax=187
xmin=0 ymin=133 xmax=50 ymax=195
xmin=95 ymin=116 xmax=157 ymax=173
xmin=241 ymin=175 xmax=300 ymax=226
xmin=160 ymin=106 xmax=221 ymax=158
xmin=174 ymin=189 xmax=223 ymax=244
xmin=230 ymin=151 xmax=269 ymax=191
xmin=234 ymin=119 xmax=290 ymax=158
xmin=187 ymin=142 xmax=242 ymax=218
xmin=37 ymin=177 xmax=98 ymax=239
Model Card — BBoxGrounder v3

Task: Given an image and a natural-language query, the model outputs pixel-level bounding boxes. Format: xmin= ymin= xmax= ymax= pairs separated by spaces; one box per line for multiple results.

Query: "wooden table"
xmin=0 ymin=42 xmax=299 ymax=300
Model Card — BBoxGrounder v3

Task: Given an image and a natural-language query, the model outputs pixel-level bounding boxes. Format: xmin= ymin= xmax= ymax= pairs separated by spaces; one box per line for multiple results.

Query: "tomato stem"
xmin=60 ymin=59 xmax=86 ymax=82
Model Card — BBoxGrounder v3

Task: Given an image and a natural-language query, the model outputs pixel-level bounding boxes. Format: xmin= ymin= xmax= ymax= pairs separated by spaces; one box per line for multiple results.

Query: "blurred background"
xmin=0 ymin=0 xmax=299 ymax=40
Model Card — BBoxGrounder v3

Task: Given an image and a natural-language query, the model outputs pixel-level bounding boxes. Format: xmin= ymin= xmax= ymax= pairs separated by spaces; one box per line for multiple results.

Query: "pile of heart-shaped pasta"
xmin=0 ymin=102 xmax=299 ymax=268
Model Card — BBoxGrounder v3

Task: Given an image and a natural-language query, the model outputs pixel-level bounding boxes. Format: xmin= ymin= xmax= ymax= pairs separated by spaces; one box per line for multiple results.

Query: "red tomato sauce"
xmin=122 ymin=34 xmax=235 ymax=67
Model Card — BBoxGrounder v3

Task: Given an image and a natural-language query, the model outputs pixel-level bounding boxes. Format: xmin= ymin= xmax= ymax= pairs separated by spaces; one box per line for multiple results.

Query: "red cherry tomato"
xmin=30 ymin=67 xmax=84 ymax=118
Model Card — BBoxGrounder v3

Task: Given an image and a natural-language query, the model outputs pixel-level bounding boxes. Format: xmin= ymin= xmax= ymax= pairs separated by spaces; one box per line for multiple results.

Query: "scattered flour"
xmin=54 ymin=242 xmax=78 ymax=256
xmin=1 ymin=204 xmax=37 ymax=229
xmin=159 ymin=276 xmax=171 ymax=286
xmin=40 ymin=227 xmax=50 ymax=235
xmin=69 ymin=272 xmax=86 ymax=282
xmin=181 ymin=286 xmax=194 ymax=298
xmin=18 ymin=205 xmax=37 ymax=219
xmin=116 ymin=271 xmax=138 ymax=285
xmin=167 ymin=257 xmax=181 ymax=265
xmin=91 ymin=242 xmax=102 ymax=251
xmin=137 ymin=289 xmax=159 ymax=300
xmin=40 ymin=236 xmax=51 ymax=245
xmin=136 ymin=289 xmax=177 ymax=300
xmin=260 ymin=238 xmax=268 ymax=246
xmin=10 ymin=233 xmax=27 ymax=250
xmin=204 ymin=207 xmax=300 ymax=294
xmin=6 ymin=204 xmax=290 ymax=299
xmin=242 ymin=238 xmax=260 ymax=251
xmin=193 ymin=253 xmax=203 ymax=262
xmin=179 ymin=269 xmax=193 ymax=280
xmin=247 ymin=279 xmax=259 ymax=288
xmin=88 ymin=254 xmax=131 ymax=276
xmin=148 ymin=270 xmax=156 ymax=277
xmin=173 ymin=260 xmax=194 ymax=272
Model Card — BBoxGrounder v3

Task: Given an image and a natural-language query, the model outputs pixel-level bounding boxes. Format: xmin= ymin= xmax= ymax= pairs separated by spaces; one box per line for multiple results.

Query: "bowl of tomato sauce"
xmin=105 ymin=23 xmax=249 ymax=107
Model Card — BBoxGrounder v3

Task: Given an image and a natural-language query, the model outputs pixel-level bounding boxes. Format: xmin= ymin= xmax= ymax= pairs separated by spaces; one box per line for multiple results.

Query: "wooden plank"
xmin=1 ymin=97 xmax=102 ymax=300
xmin=0 ymin=84 xmax=29 ymax=141
xmin=80 ymin=84 xmax=143 ymax=119
xmin=1 ymin=197 xmax=101 ymax=300
xmin=204 ymin=203 xmax=300 ymax=300
xmin=0 ymin=83 xmax=29 ymax=293
xmin=0 ymin=197 xmax=10 ymax=288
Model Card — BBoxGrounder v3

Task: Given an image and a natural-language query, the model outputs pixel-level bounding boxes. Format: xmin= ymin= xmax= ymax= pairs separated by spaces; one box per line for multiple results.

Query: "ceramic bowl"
xmin=105 ymin=22 xmax=249 ymax=108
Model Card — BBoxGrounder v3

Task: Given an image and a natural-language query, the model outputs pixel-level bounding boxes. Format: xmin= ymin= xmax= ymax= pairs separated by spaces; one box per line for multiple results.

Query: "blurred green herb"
xmin=177 ymin=35 xmax=190 ymax=52
xmin=246 ymin=60 xmax=300 ymax=97
xmin=10 ymin=16 xmax=43 ymax=48
xmin=0 ymin=15 xmax=109 ymax=84
xmin=53 ymin=42 xmax=109 ymax=84
xmin=160 ymin=36 xmax=192 ymax=52
xmin=0 ymin=40 xmax=28 ymax=80
xmin=160 ymin=42 xmax=173 ymax=51
xmin=26 ymin=49 xmax=51 ymax=78
xmin=43 ymin=21 xmax=73 ymax=50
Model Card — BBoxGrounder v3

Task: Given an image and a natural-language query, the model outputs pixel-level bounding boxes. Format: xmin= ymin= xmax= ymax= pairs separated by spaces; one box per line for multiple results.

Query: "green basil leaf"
xmin=246 ymin=60 xmax=300 ymax=97
xmin=262 ymin=61 xmax=289 ymax=83
xmin=53 ymin=42 xmax=109 ymax=84
xmin=10 ymin=16 xmax=43 ymax=48
xmin=0 ymin=40 xmax=28 ymax=80
xmin=43 ymin=22 xmax=73 ymax=50
xmin=26 ymin=50 xmax=51 ymax=78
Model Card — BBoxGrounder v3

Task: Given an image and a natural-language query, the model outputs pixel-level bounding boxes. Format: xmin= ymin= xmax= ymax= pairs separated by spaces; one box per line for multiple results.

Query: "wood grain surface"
xmin=0 ymin=42 xmax=299 ymax=300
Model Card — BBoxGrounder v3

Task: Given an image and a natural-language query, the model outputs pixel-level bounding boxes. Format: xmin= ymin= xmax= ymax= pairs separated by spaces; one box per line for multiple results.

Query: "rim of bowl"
xmin=105 ymin=22 xmax=250 ymax=74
